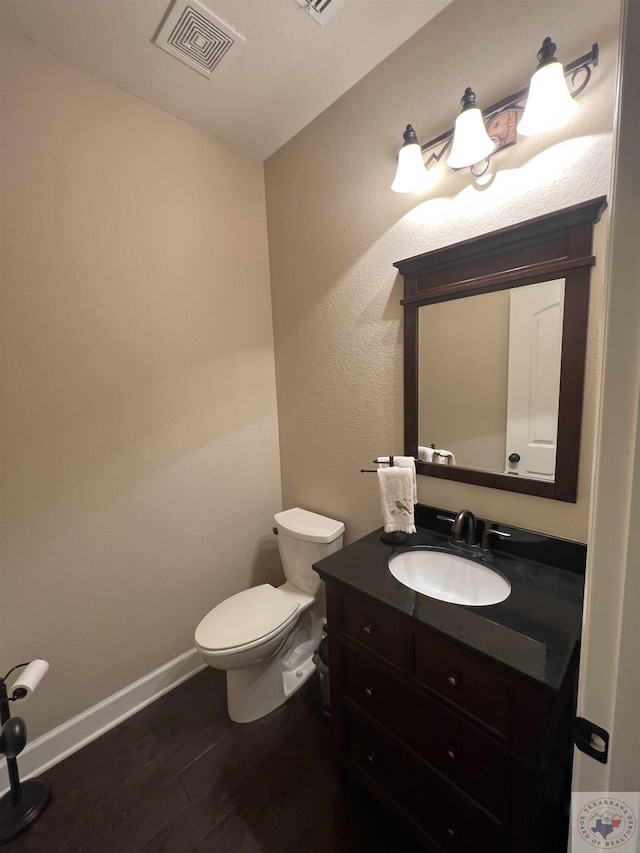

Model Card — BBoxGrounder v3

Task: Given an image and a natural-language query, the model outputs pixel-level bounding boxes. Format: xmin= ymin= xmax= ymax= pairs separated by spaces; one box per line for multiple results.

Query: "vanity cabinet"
xmin=324 ymin=579 xmax=576 ymax=853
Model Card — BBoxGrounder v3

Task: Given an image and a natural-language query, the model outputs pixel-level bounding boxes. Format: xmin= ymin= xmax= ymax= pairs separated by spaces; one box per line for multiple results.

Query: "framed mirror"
xmin=395 ymin=197 xmax=607 ymax=502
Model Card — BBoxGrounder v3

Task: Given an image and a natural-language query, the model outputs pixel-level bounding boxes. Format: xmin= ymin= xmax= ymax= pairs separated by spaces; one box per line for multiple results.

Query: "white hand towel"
xmin=392 ymin=456 xmax=417 ymax=505
xmin=377 ymin=467 xmax=417 ymax=534
xmin=435 ymin=449 xmax=456 ymax=465
xmin=418 ymin=446 xmax=435 ymax=463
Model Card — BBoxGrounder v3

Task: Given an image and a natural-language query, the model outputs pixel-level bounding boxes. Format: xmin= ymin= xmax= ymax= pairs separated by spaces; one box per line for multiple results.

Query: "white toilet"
xmin=195 ymin=507 xmax=344 ymax=723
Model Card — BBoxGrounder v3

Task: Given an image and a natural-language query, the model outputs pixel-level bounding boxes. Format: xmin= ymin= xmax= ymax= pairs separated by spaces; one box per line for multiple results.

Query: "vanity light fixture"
xmin=518 ymin=37 xmax=578 ymax=136
xmin=446 ymin=87 xmax=496 ymax=170
xmin=391 ymin=124 xmax=431 ymax=193
xmin=391 ymin=38 xmax=599 ymax=192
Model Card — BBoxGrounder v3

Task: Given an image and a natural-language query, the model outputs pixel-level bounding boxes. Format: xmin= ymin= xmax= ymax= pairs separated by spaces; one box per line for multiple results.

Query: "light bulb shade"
xmin=518 ymin=60 xmax=578 ymax=136
xmin=391 ymin=125 xmax=429 ymax=193
xmin=447 ymin=106 xmax=495 ymax=169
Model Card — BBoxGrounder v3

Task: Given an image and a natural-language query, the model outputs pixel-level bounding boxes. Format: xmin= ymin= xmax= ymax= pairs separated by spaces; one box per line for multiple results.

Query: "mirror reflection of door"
xmin=418 ymin=279 xmax=564 ymax=482
xmin=505 ymin=279 xmax=565 ymax=480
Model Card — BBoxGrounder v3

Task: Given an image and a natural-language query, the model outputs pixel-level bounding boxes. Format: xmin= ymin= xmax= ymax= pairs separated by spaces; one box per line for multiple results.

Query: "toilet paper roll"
xmin=11 ymin=659 xmax=49 ymax=702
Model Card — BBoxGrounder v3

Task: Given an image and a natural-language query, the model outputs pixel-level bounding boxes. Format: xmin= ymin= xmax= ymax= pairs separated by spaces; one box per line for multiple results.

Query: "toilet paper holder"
xmin=0 ymin=660 xmax=51 ymax=844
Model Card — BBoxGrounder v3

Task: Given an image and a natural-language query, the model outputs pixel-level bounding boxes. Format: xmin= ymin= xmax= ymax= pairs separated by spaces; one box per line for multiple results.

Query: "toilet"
xmin=195 ymin=508 xmax=344 ymax=723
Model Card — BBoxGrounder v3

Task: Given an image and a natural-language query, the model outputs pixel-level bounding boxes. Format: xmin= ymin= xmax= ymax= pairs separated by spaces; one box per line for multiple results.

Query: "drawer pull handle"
xmin=366 ymin=753 xmax=375 ymax=764
xmin=446 ymin=749 xmax=456 ymax=760
xmin=363 ymin=624 xmax=374 ymax=636
xmin=364 ymin=686 xmax=375 ymax=697
xmin=447 ymin=674 xmax=458 ymax=687
xmin=447 ymin=828 xmax=455 ymax=837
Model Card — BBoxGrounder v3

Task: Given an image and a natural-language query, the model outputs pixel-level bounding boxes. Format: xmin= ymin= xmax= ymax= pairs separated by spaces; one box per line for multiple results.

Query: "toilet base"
xmin=226 ymin=652 xmax=316 ymax=723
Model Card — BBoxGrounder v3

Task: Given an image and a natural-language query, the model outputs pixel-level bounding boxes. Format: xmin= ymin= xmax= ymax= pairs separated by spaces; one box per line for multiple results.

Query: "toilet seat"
xmin=195 ymin=584 xmax=299 ymax=654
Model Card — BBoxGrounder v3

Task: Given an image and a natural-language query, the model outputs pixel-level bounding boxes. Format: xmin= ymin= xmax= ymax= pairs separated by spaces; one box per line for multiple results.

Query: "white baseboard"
xmin=0 ymin=648 xmax=206 ymax=795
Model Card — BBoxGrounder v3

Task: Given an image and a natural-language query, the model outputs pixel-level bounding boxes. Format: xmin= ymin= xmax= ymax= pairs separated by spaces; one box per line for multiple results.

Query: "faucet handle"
xmin=480 ymin=528 xmax=511 ymax=553
xmin=436 ymin=514 xmax=457 ymax=525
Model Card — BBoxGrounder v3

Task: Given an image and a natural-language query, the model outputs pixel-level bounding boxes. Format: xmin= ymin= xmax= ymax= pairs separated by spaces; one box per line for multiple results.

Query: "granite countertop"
xmin=313 ymin=525 xmax=585 ymax=693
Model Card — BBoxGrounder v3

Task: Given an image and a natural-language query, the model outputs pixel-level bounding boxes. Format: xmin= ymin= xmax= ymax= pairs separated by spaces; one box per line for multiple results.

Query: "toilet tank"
xmin=274 ymin=508 xmax=345 ymax=595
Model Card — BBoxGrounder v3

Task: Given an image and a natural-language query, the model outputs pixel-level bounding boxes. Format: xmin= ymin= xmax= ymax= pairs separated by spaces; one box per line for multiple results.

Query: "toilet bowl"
xmin=195 ymin=508 xmax=344 ymax=723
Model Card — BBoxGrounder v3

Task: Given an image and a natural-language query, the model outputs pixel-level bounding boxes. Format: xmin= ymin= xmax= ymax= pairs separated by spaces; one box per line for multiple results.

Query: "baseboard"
xmin=0 ymin=648 xmax=206 ymax=795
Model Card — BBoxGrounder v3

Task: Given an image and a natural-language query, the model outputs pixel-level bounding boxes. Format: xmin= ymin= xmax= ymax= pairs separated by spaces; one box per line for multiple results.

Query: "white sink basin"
xmin=388 ymin=548 xmax=511 ymax=606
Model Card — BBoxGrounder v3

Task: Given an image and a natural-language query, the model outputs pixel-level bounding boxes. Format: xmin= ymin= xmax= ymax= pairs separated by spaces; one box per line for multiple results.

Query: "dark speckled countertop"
xmin=313 ymin=523 xmax=584 ymax=693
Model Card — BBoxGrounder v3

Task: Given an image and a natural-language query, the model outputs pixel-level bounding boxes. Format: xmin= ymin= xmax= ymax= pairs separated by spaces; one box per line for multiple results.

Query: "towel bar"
xmin=361 ymin=456 xmax=396 ymax=473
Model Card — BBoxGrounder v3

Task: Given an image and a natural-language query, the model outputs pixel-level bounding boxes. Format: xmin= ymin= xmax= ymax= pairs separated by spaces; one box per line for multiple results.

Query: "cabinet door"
xmin=414 ymin=631 xmax=511 ymax=736
xmin=343 ymin=644 xmax=511 ymax=818
xmin=346 ymin=710 xmax=508 ymax=853
xmin=341 ymin=590 xmax=412 ymax=671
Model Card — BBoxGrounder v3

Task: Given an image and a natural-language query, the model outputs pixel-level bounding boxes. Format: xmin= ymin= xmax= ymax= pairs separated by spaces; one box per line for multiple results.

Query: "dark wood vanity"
xmin=315 ymin=513 xmax=584 ymax=853
xmin=313 ymin=203 xmax=599 ymax=849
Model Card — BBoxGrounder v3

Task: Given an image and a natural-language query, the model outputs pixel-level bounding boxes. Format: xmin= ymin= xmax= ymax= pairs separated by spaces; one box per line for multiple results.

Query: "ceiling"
xmin=0 ymin=0 xmax=451 ymax=161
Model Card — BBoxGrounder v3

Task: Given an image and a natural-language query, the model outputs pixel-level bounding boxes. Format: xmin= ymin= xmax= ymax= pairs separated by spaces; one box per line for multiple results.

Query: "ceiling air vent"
xmin=154 ymin=0 xmax=243 ymax=78
xmin=295 ymin=0 xmax=346 ymax=26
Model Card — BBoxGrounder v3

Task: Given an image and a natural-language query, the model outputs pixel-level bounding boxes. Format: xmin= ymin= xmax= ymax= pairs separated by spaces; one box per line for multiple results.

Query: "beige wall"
xmin=419 ymin=291 xmax=509 ymax=472
xmin=0 ymin=31 xmax=282 ymax=739
xmin=266 ymin=0 xmax=620 ymax=544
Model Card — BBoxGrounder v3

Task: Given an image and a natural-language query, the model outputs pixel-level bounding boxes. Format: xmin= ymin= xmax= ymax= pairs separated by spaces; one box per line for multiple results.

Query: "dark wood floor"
xmin=7 ymin=669 xmax=422 ymax=852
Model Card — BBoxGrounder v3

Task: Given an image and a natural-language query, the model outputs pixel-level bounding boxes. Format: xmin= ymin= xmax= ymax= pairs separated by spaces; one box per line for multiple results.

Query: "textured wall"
xmin=266 ymin=0 xmax=620 ymax=544
xmin=0 ymin=31 xmax=282 ymax=739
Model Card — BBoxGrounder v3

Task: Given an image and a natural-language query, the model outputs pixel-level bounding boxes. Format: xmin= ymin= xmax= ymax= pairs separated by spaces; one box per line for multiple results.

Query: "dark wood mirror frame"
xmin=395 ymin=197 xmax=607 ymax=502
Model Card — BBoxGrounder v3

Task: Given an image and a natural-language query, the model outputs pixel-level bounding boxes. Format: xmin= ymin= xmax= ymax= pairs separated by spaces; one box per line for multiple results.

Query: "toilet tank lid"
xmin=195 ymin=584 xmax=298 ymax=651
xmin=274 ymin=508 xmax=345 ymax=543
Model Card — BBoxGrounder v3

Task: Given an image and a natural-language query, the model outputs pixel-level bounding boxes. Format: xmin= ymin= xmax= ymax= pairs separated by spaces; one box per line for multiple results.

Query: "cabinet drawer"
xmin=342 ymin=591 xmax=411 ymax=670
xmin=346 ymin=711 xmax=507 ymax=853
xmin=343 ymin=645 xmax=510 ymax=818
xmin=414 ymin=632 xmax=511 ymax=736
